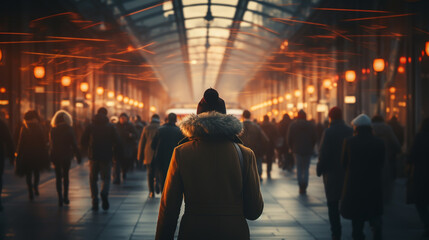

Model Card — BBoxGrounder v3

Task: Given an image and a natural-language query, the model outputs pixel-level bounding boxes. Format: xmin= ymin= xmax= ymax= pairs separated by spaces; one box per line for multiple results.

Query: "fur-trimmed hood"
xmin=180 ymin=111 xmax=243 ymax=140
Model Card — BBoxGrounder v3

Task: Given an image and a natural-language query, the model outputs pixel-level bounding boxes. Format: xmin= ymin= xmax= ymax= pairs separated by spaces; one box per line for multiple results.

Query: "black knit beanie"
xmin=197 ymin=88 xmax=226 ymax=114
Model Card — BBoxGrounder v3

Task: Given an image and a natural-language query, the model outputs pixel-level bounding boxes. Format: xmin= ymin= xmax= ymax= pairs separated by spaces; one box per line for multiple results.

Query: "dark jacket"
xmin=81 ymin=113 xmax=120 ymax=162
xmin=409 ymin=128 xmax=429 ymax=204
xmin=151 ymin=122 xmax=184 ymax=174
xmin=116 ymin=121 xmax=138 ymax=159
xmin=317 ymin=120 xmax=353 ymax=201
xmin=156 ymin=112 xmax=263 ymax=240
xmin=138 ymin=120 xmax=160 ymax=165
xmin=50 ymin=123 xmax=80 ymax=166
xmin=340 ymin=126 xmax=385 ymax=220
xmin=278 ymin=118 xmax=291 ymax=150
xmin=287 ymin=119 xmax=317 ymax=156
xmin=260 ymin=120 xmax=278 ymax=153
xmin=0 ymin=119 xmax=14 ymax=173
xmin=240 ymin=120 xmax=269 ymax=158
xmin=15 ymin=119 xmax=50 ymax=176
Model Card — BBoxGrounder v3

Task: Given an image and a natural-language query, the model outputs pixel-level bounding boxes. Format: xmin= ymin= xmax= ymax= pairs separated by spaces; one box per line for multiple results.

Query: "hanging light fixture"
xmin=34 ymin=66 xmax=45 ymax=79
xmin=80 ymin=82 xmax=89 ymax=92
xmin=373 ymin=58 xmax=385 ymax=72
xmin=204 ymin=0 xmax=214 ymax=23
xmin=96 ymin=87 xmax=104 ymax=96
xmin=345 ymin=70 xmax=356 ymax=82
xmin=307 ymin=85 xmax=315 ymax=94
xmin=61 ymin=76 xmax=71 ymax=87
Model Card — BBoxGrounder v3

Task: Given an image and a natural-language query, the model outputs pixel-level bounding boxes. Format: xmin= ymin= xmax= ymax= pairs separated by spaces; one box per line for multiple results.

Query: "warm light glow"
xmin=397 ymin=66 xmax=405 ymax=73
xmin=190 ymin=60 xmax=197 ymax=65
xmin=307 ymin=85 xmax=315 ymax=94
xmin=61 ymin=76 xmax=71 ymax=87
xmin=408 ymin=57 xmax=412 ymax=63
xmin=85 ymin=93 xmax=92 ymax=99
xmin=294 ymin=90 xmax=301 ymax=98
xmin=123 ymin=97 xmax=129 ymax=104
xmin=268 ymin=100 xmax=273 ymax=106
xmin=323 ymin=79 xmax=332 ymax=88
xmin=96 ymin=87 xmax=104 ymax=96
xmin=426 ymin=41 xmax=429 ymax=56
xmin=373 ymin=58 xmax=385 ymax=72
xmin=344 ymin=96 xmax=356 ymax=104
xmin=399 ymin=56 xmax=407 ymax=64
xmin=129 ymin=99 xmax=134 ymax=105
xmin=138 ymin=102 xmax=144 ymax=108
xmin=362 ymin=68 xmax=366 ymax=74
xmin=107 ymin=91 xmax=115 ymax=98
xmin=390 ymin=95 xmax=396 ymax=100
xmin=285 ymin=93 xmax=292 ymax=100
xmin=0 ymin=87 xmax=6 ymax=93
xmin=80 ymin=82 xmax=89 ymax=92
xmin=272 ymin=109 xmax=279 ymax=116
xmin=333 ymin=82 xmax=338 ymax=88
xmin=117 ymin=94 xmax=124 ymax=102
xmin=280 ymin=40 xmax=288 ymax=50
xmin=134 ymin=101 xmax=139 ymax=107
xmin=345 ymin=70 xmax=356 ymax=82
xmin=278 ymin=97 xmax=284 ymax=103
xmin=150 ymin=106 xmax=156 ymax=112
xmin=273 ymin=99 xmax=278 ymax=105
xmin=33 ymin=66 xmax=45 ymax=79
xmin=389 ymin=87 xmax=397 ymax=94
xmin=0 ymin=48 xmax=2 ymax=62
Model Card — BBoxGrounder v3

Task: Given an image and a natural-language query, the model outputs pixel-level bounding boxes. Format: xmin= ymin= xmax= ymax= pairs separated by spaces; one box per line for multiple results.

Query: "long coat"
xmin=317 ymin=120 xmax=353 ymax=201
xmin=287 ymin=119 xmax=317 ymax=156
xmin=0 ymin=119 xmax=14 ymax=173
xmin=340 ymin=126 xmax=385 ymax=220
xmin=240 ymin=120 xmax=269 ymax=158
xmin=15 ymin=119 xmax=50 ymax=176
xmin=116 ymin=121 xmax=138 ymax=160
xmin=50 ymin=123 xmax=80 ymax=167
xmin=151 ymin=122 xmax=184 ymax=176
xmin=155 ymin=112 xmax=264 ymax=240
xmin=138 ymin=120 xmax=160 ymax=165
xmin=409 ymin=128 xmax=429 ymax=204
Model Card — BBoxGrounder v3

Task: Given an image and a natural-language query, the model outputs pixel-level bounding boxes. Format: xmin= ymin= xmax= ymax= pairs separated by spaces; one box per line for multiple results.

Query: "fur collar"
xmin=180 ymin=111 xmax=243 ymax=139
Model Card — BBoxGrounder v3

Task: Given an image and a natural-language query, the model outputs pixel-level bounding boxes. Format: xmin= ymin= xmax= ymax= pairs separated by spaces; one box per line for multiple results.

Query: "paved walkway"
xmin=0 ymin=158 xmax=424 ymax=240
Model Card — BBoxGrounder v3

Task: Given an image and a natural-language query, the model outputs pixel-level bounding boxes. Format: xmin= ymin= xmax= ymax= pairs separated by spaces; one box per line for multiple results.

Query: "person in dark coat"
xmin=138 ymin=114 xmax=161 ymax=198
xmin=287 ymin=110 xmax=317 ymax=194
xmin=388 ymin=116 xmax=405 ymax=147
xmin=133 ymin=115 xmax=146 ymax=170
xmin=151 ymin=113 xmax=184 ymax=191
xmin=114 ymin=113 xmax=138 ymax=184
xmin=409 ymin=117 xmax=429 ymax=238
xmin=50 ymin=110 xmax=81 ymax=206
xmin=155 ymin=88 xmax=263 ymax=240
xmin=260 ymin=115 xmax=279 ymax=179
xmin=15 ymin=110 xmax=50 ymax=201
xmin=317 ymin=107 xmax=353 ymax=240
xmin=372 ymin=115 xmax=401 ymax=204
xmin=81 ymin=107 xmax=120 ymax=211
xmin=240 ymin=110 xmax=269 ymax=180
xmin=277 ymin=113 xmax=293 ymax=171
xmin=0 ymin=118 xmax=14 ymax=211
xmin=340 ymin=114 xmax=385 ymax=240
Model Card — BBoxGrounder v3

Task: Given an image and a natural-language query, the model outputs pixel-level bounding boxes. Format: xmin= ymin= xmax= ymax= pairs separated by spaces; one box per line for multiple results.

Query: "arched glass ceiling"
xmin=108 ymin=0 xmax=322 ymax=105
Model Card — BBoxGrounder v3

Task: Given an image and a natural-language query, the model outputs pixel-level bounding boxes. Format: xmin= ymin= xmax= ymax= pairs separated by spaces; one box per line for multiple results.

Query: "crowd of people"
xmin=0 ymin=87 xmax=427 ymax=240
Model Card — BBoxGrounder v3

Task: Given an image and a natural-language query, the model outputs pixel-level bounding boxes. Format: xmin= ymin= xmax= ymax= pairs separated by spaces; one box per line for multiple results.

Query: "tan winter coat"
xmin=138 ymin=120 xmax=160 ymax=165
xmin=155 ymin=112 xmax=264 ymax=240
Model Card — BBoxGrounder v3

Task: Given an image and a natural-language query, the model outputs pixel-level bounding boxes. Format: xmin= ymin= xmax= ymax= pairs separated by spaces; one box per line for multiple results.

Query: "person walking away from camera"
xmin=372 ymin=115 xmax=401 ymax=204
xmin=340 ymin=114 xmax=385 ymax=240
xmin=15 ymin=110 xmax=50 ymax=201
xmin=287 ymin=110 xmax=317 ymax=194
xmin=0 ymin=118 xmax=14 ymax=211
xmin=388 ymin=116 xmax=404 ymax=147
xmin=260 ymin=115 xmax=279 ymax=179
xmin=278 ymin=114 xmax=293 ymax=171
xmin=138 ymin=114 xmax=161 ymax=198
xmin=114 ymin=113 xmax=138 ymax=184
xmin=155 ymin=88 xmax=263 ymax=240
xmin=151 ymin=113 xmax=184 ymax=191
xmin=50 ymin=110 xmax=81 ymax=206
xmin=81 ymin=107 xmax=120 ymax=211
xmin=408 ymin=118 xmax=429 ymax=238
xmin=317 ymin=107 xmax=353 ymax=240
xmin=240 ymin=110 xmax=269 ymax=180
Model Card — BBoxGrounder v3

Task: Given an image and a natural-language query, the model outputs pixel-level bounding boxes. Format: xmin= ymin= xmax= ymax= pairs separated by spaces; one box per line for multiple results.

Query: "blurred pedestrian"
xmin=81 ymin=107 xmax=120 ymax=211
xmin=155 ymin=88 xmax=263 ymax=240
xmin=138 ymin=114 xmax=161 ymax=198
xmin=0 ymin=118 xmax=14 ymax=211
xmin=114 ymin=113 xmax=138 ymax=184
xmin=388 ymin=116 xmax=405 ymax=147
xmin=317 ymin=107 xmax=353 ymax=240
xmin=372 ymin=115 xmax=401 ymax=204
xmin=340 ymin=114 xmax=385 ymax=240
xmin=151 ymin=113 xmax=184 ymax=191
xmin=261 ymin=115 xmax=279 ymax=179
xmin=15 ymin=110 xmax=50 ymax=200
xmin=240 ymin=110 xmax=269 ymax=180
xmin=408 ymin=117 xmax=429 ymax=238
xmin=287 ymin=110 xmax=317 ymax=194
xmin=278 ymin=113 xmax=293 ymax=171
xmin=50 ymin=110 xmax=81 ymax=206
xmin=133 ymin=115 xmax=146 ymax=170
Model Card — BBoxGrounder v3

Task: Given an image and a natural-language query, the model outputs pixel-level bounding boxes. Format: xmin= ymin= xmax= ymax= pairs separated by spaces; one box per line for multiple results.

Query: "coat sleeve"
xmin=242 ymin=148 xmax=264 ymax=220
xmin=317 ymin=129 xmax=328 ymax=177
xmin=155 ymin=148 xmax=184 ymax=240
xmin=138 ymin=128 xmax=147 ymax=162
